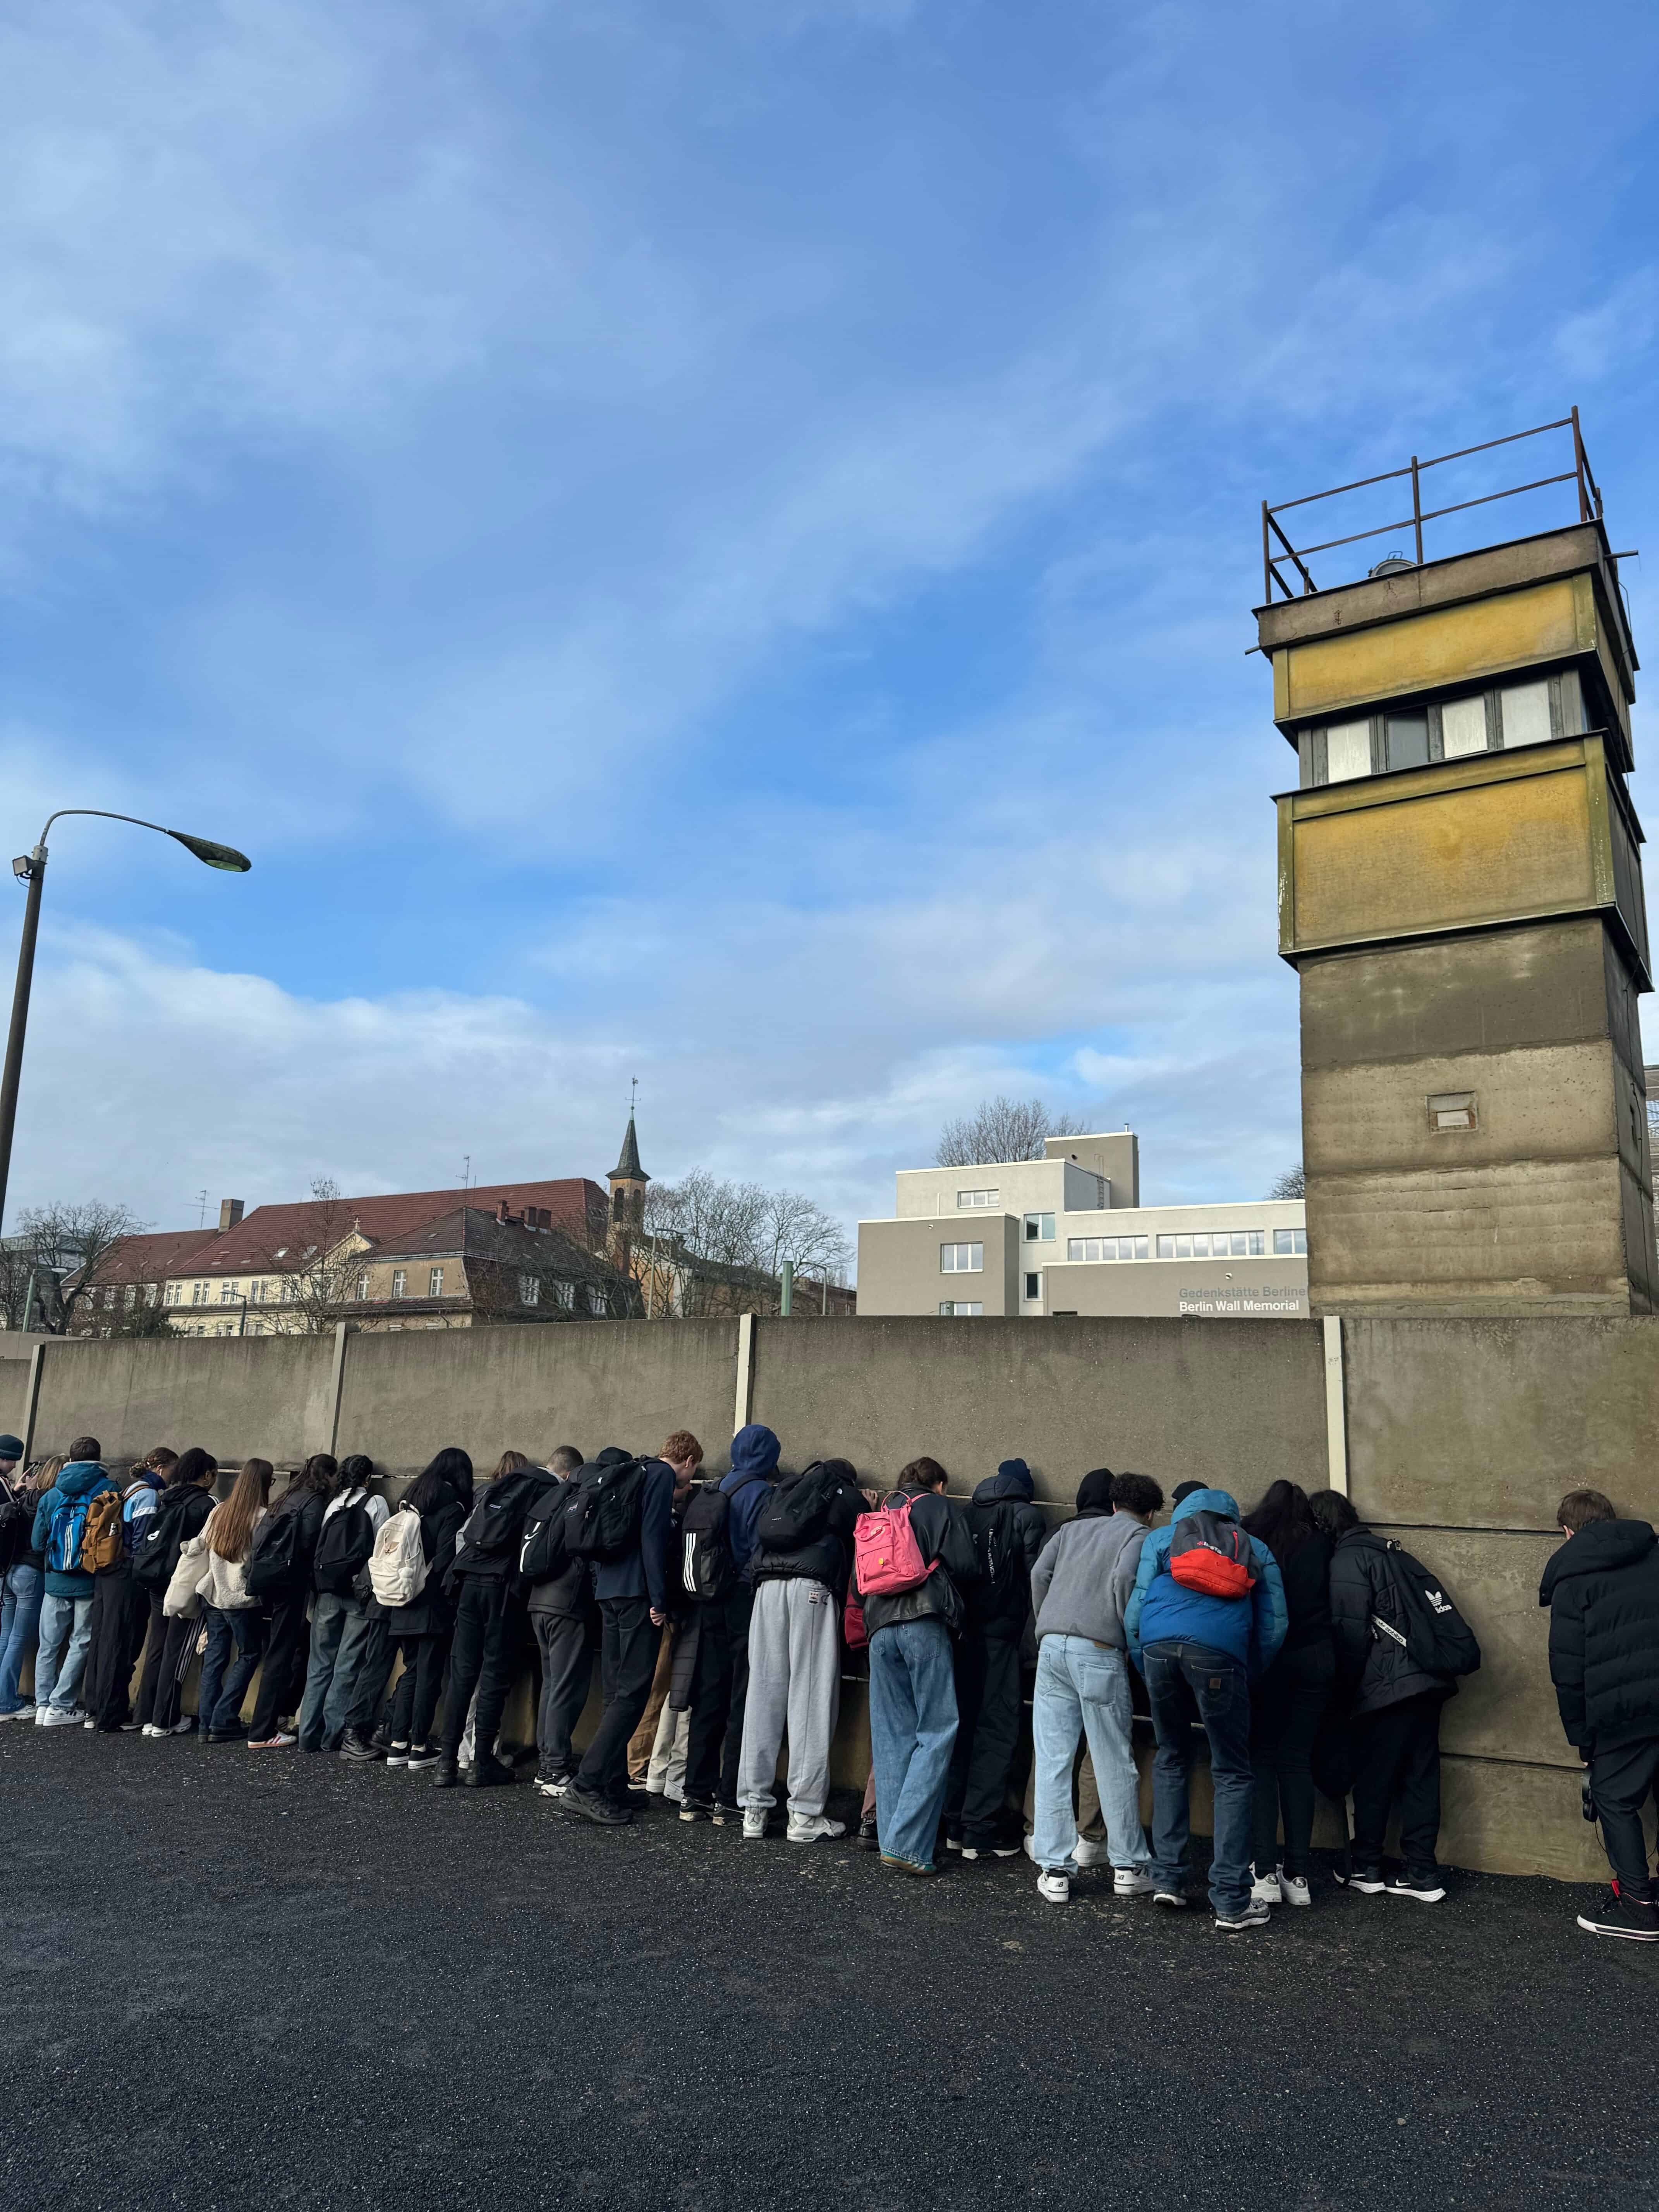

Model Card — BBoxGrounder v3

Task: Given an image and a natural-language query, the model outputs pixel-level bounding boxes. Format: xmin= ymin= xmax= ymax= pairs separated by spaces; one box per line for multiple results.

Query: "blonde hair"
xmin=25 ymin=1455 xmax=65 ymax=1497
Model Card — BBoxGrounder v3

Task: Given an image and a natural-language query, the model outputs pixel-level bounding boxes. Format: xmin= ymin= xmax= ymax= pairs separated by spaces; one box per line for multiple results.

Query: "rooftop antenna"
xmin=196 ymin=1187 xmax=208 ymax=1229
xmin=460 ymin=1153 xmax=471 ymax=1190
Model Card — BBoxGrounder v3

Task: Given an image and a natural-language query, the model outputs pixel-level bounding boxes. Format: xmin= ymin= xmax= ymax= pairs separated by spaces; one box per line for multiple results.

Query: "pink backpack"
xmin=854 ymin=1495 xmax=936 ymax=1597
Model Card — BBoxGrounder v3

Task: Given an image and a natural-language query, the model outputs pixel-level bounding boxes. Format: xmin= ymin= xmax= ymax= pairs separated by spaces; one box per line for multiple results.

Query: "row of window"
xmin=939 ymin=1301 xmax=983 ymax=1317
xmin=1061 ymin=1227 xmax=1306 ymax=1263
xmin=1302 ymin=670 xmax=1585 ymax=788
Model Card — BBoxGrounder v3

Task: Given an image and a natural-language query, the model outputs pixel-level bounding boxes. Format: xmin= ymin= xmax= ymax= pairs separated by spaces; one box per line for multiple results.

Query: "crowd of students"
xmin=1 ymin=1423 xmax=1654 ymax=1940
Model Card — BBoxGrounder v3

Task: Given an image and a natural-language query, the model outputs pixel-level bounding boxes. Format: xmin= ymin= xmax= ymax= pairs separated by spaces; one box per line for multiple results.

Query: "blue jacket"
xmin=32 ymin=1461 xmax=119 ymax=1598
xmin=591 ymin=1457 xmax=676 ymax=1614
xmin=721 ymin=1425 xmax=780 ymax=1583
xmin=1125 ymin=1487 xmax=1287 ymax=1677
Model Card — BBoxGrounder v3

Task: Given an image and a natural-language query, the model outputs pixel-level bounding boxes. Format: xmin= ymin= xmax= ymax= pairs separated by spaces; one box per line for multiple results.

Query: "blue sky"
xmin=3 ymin=0 xmax=1656 ymax=1250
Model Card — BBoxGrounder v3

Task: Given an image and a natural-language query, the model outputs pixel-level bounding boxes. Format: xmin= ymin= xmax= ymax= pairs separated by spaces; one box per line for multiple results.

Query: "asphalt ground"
xmin=2 ymin=1724 xmax=1656 ymax=2212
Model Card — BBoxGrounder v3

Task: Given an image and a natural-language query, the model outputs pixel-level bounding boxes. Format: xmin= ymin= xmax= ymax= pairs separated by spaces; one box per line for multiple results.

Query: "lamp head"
xmin=169 ymin=832 xmax=252 ymax=873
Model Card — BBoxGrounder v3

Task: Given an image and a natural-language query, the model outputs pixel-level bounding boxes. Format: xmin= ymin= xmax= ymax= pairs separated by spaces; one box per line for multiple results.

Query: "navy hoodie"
xmin=962 ymin=1460 xmax=1049 ymax=1633
xmin=720 ymin=1425 xmax=780 ymax=1583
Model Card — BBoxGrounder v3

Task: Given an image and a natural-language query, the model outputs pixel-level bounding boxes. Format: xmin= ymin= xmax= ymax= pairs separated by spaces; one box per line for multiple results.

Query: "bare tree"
xmin=754 ymin=1188 xmax=852 ymax=1294
xmin=8 ymin=1201 xmax=148 ymax=1333
xmin=640 ymin=1169 xmax=851 ymax=1317
xmin=1267 ymin=1164 xmax=1306 ymax=1200
xmin=248 ymin=1177 xmax=363 ymax=1335
xmin=935 ymin=1096 xmax=1089 ymax=1168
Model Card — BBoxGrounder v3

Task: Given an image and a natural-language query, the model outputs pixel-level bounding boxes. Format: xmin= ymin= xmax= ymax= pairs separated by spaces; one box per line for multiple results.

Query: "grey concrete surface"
xmin=3 ymin=1725 xmax=1656 ymax=2212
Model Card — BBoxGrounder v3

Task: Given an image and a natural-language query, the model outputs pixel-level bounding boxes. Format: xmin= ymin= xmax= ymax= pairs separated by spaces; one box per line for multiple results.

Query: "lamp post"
xmin=0 ymin=809 xmax=251 ymax=1233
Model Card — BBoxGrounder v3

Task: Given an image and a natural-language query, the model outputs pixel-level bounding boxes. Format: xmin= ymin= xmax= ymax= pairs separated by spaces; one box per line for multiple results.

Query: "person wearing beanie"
xmin=1026 ymin=1471 xmax=1163 ymax=1903
xmin=1171 ymin=1481 xmax=1204 ymax=1507
xmin=943 ymin=1456 xmax=1048 ymax=1860
xmin=0 ymin=1436 xmax=24 ymax=1480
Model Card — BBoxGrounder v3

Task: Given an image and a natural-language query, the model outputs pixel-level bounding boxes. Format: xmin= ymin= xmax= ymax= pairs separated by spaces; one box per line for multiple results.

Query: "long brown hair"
xmin=492 ymin=1450 xmax=531 ymax=1479
xmin=24 ymin=1454 xmax=65 ymax=1497
xmin=210 ymin=1459 xmax=273 ymax=1562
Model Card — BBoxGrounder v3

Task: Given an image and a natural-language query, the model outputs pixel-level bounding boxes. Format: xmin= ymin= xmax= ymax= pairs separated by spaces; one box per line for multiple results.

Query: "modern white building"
xmin=857 ymin=1131 xmax=1309 ymax=1319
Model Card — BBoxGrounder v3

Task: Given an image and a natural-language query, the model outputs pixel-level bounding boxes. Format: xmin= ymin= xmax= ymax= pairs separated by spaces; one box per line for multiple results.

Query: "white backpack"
xmin=368 ymin=1506 xmax=428 ymax=1609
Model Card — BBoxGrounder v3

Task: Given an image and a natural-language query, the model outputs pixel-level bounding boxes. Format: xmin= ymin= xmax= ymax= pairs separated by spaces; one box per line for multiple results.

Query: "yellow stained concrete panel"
xmin=1291 ymin=767 xmax=1595 ymax=950
xmin=1276 ymin=575 xmax=1587 ymax=722
xmin=1303 ymin=1041 xmax=1617 ymax=1177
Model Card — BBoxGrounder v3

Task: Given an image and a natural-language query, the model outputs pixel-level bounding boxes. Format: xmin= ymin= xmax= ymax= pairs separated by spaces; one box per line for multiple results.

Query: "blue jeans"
xmin=1142 ymin=1638 xmax=1255 ymax=1917
xmin=197 ymin=1609 xmax=235 ymax=1732
xmin=868 ymin=1617 xmax=959 ymax=1871
xmin=35 ymin=1593 xmax=94 ymax=1713
xmin=210 ymin=1607 xmax=266 ymax=1731
xmin=0 ymin=1561 xmax=43 ymax=1712
xmin=1032 ymin=1636 xmax=1149 ymax=1875
xmin=298 ymin=1592 xmax=383 ymax=1748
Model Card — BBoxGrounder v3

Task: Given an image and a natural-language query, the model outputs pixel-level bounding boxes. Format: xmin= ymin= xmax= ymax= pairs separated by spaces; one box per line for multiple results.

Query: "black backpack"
xmin=1375 ymin=1543 xmax=1482 ymax=1679
xmin=457 ymin=1469 xmax=544 ymax=1565
xmin=313 ymin=1498 xmax=377 ymax=1595
xmin=246 ymin=1502 xmax=305 ymax=1597
xmin=680 ymin=1482 xmax=737 ymax=1601
xmin=754 ymin=1463 xmax=842 ymax=1556
xmin=563 ymin=1458 xmax=647 ymax=1564
xmin=519 ymin=1482 xmax=575 ymax=1585
xmin=961 ymin=1497 xmax=1022 ymax=1595
xmin=132 ymin=1487 xmax=202 ymax=1594
xmin=0 ymin=1482 xmax=27 ymax=1575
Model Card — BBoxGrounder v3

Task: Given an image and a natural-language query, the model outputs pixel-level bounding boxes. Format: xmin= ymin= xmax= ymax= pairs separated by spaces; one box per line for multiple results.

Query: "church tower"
xmin=607 ymin=1112 xmax=649 ymax=1261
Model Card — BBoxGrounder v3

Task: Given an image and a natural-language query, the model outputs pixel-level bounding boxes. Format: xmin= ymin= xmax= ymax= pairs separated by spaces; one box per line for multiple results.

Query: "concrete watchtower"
xmin=1258 ymin=412 xmax=1655 ymax=1314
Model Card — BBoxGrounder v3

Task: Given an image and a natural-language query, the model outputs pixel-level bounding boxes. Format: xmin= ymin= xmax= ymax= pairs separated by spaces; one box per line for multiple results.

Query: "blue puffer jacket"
xmin=1125 ymin=1487 xmax=1286 ymax=1676
xmin=720 ymin=1425 xmax=780 ymax=1582
xmin=31 ymin=1461 xmax=119 ymax=1599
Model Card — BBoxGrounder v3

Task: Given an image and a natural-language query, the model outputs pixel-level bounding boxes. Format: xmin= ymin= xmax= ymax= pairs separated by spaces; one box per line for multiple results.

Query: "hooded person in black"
xmin=943 ymin=1458 xmax=1048 ymax=1858
xmin=1540 ymin=1488 xmax=1659 ymax=1942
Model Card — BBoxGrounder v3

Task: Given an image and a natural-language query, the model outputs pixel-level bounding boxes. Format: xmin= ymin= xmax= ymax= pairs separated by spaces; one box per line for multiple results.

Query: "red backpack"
xmin=854 ymin=1495 xmax=935 ymax=1598
xmin=1168 ymin=1510 xmax=1258 ymax=1601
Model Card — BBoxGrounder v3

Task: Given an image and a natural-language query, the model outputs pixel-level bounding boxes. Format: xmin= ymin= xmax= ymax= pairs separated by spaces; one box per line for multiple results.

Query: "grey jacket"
xmin=1030 ymin=1513 xmax=1150 ymax=1650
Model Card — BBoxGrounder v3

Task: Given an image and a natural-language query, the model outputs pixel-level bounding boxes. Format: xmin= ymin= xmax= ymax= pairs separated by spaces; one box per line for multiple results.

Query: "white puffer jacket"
xmin=180 ymin=1505 xmax=267 ymax=1611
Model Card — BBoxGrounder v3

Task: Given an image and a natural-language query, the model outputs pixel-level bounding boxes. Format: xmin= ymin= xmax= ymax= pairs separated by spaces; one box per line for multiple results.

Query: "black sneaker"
xmin=204 ymin=1726 xmax=244 ymax=1744
xmin=338 ymin=1729 xmax=383 ymax=1764
xmin=558 ymin=1783 xmax=633 ymax=1827
xmin=1385 ymin=1866 xmax=1446 ymax=1903
xmin=709 ymin=1800 xmax=741 ymax=1826
xmin=1347 ymin=1862 xmax=1387 ymax=1895
xmin=433 ymin=1756 xmax=460 ymax=1789
xmin=679 ymin=1796 xmax=714 ymax=1823
xmin=467 ymin=1753 xmax=516 ymax=1788
xmin=405 ymin=1744 xmax=440 ymax=1771
xmin=1576 ymin=1888 xmax=1659 ymax=1941
xmin=856 ymin=1816 xmax=879 ymax=1851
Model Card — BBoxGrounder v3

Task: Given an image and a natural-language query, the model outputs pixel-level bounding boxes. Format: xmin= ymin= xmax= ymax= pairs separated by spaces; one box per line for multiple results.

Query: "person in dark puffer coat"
xmin=1540 ymin=1487 xmax=1659 ymax=1943
xmin=943 ymin=1458 xmax=1048 ymax=1858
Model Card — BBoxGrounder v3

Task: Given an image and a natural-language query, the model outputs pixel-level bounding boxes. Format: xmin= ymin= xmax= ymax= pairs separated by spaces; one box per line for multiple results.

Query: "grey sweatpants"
xmin=736 ymin=1578 xmax=841 ymax=1817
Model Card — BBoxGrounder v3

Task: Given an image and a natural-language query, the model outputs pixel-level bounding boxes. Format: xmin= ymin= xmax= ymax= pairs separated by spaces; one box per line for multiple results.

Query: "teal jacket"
xmin=1125 ymin=1487 xmax=1287 ymax=1677
xmin=31 ymin=1461 xmax=119 ymax=1599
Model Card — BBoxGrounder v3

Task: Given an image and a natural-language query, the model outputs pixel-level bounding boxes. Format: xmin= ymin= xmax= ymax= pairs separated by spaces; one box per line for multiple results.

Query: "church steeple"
xmin=607 ymin=1090 xmax=649 ymax=1248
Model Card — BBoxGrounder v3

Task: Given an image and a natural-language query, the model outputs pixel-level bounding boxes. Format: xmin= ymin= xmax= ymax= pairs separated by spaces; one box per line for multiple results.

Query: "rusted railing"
xmin=1262 ymin=409 xmax=1603 ymax=602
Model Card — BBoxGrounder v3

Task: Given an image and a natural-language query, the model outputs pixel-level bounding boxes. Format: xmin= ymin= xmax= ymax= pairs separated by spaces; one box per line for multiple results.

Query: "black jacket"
xmin=1329 ymin=1527 xmax=1455 ymax=1718
xmin=752 ymin=1465 xmax=868 ymax=1593
xmin=958 ymin=1467 xmax=1048 ymax=1637
xmin=524 ymin=1472 xmax=594 ymax=1623
xmin=859 ymin=1483 xmax=977 ymax=1641
xmin=1539 ymin=1518 xmax=1659 ymax=1753
xmin=371 ymin=1491 xmax=470 ymax=1636
xmin=1274 ymin=1532 xmax=1334 ymax=1653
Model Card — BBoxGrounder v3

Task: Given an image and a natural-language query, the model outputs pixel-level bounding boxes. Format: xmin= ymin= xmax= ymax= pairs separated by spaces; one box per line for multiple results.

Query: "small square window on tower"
xmin=1428 ymin=1091 xmax=1477 ymax=1132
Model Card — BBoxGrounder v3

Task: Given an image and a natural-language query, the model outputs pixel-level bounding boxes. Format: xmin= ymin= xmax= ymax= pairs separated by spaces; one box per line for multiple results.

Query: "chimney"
xmin=496 ymin=1199 xmax=511 ymax=1224
xmin=219 ymin=1199 xmax=244 ymax=1232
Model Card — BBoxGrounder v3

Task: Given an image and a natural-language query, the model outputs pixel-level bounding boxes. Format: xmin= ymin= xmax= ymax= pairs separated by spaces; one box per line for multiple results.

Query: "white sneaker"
xmin=82 ymin=1718 xmax=96 ymax=1730
xmin=39 ymin=1707 xmax=81 ymax=1728
xmin=742 ymin=1808 xmax=767 ymax=1839
xmin=1022 ymin=1833 xmax=1037 ymax=1862
xmin=1250 ymin=1867 xmax=1283 ymax=1907
xmin=1037 ymin=1872 xmax=1070 ymax=1905
xmin=1278 ymin=1867 xmax=1312 ymax=1907
xmin=1072 ymin=1836 xmax=1111 ymax=1869
xmin=787 ymin=1814 xmax=847 ymax=1844
xmin=141 ymin=1723 xmax=163 ymax=1738
xmin=1113 ymin=1868 xmax=1155 ymax=1896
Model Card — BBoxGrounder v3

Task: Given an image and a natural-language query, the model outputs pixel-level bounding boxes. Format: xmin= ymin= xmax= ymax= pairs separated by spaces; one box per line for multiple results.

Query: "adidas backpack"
xmin=1375 ymin=1542 xmax=1482 ymax=1679
xmin=679 ymin=1482 xmax=736 ymax=1601
xmin=368 ymin=1506 xmax=428 ymax=1609
xmin=1168 ymin=1509 xmax=1258 ymax=1601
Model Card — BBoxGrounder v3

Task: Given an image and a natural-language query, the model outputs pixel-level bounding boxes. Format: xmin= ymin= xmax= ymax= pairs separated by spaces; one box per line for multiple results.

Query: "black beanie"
xmin=1076 ymin=1468 xmax=1115 ymax=1515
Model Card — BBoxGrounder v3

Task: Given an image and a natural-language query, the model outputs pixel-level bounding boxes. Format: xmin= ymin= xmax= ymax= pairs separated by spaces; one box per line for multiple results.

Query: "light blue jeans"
xmin=35 ymin=1593 xmax=94 ymax=1713
xmin=1032 ymin=1635 xmax=1150 ymax=1874
xmin=868 ymin=1616 xmax=959 ymax=1871
xmin=0 ymin=1562 xmax=43 ymax=1712
xmin=298 ymin=1592 xmax=383 ymax=1748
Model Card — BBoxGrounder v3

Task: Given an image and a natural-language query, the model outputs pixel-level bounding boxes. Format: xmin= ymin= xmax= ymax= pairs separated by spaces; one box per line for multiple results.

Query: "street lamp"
xmin=0 ymin=808 xmax=252 ymax=1233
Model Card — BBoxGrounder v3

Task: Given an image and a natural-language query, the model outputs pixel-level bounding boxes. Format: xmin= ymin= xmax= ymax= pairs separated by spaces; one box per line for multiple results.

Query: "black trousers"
xmin=1352 ymin=1690 xmax=1444 ymax=1868
xmin=133 ymin=1593 xmax=170 ymax=1726
xmin=440 ymin=1577 xmax=521 ymax=1758
xmin=945 ymin=1630 xmax=1024 ymax=1847
xmin=247 ymin=1590 xmax=309 ymax=1740
xmin=146 ymin=1614 xmax=198 ymax=1731
xmin=1589 ymin=1735 xmax=1659 ymax=1897
xmin=576 ymin=1595 xmax=659 ymax=1801
xmin=534 ymin=1609 xmax=597 ymax=1777
xmin=85 ymin=1565 xmax=149 ymax=1730
xmin=684 ymin=1585 xmax=753 ymax=1807
xmin=387 ymin=1632 xmax=450 ymax=1747
xmin=1250 ymin=1639 xmax=1336 ymax=1877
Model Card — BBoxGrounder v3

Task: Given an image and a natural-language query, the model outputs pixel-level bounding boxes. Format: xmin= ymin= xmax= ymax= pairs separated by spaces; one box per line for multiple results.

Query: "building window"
xmin=1273 ymin=1228 xmax=1308 ymax=1255
xmin=938 ymin=1301 xmax=984 ymax=1317
xmin=356 ymin=1273 xmax=370 ymax=1300
xmin=1024 ymin=1273 xmax=1041 ymax=1301
xmin=164 ymin=1281 xmax=181 ymax=1307
xmin=392 ymin=1270 xmax=407 ymax=1298
xmin=124 ymin=1285 xmax=137 ymax=1309
xmin=429 ymin=1267 xmax=444 ymax=1297
xmin=1067 ymin=1236 xmax=1149 ymax=1262
xmin=587 ymin=1285 xmax=606 ymax=1316
xmin=219 ymin=1280 xmax=240 ymax=1304
xmin=1440 ymin=693 xmax=1489 ymax=759
xmin=1023 ymin=1212 xmax=1055 ymax=1243
xmin=1428 ymin=1092 xmax=1477 ymax=1132
xmin=940 ymin=1242 xmax=983 ymax=1273
xmin=1155 ymin=1230 xmax=1264 ymax=1259
xmin=957 ymin=1189 xmax=999 ymax=1208
xmin=555 ymin=1280 xmax=575 ymax=1310
xmin=282 ymin=1277 xmax=299 ymax=1302
xmin=1498 ymin=680 xmax=1553 ymax=750
xmin=520 ymin=1274 xmax=539 ymax=1305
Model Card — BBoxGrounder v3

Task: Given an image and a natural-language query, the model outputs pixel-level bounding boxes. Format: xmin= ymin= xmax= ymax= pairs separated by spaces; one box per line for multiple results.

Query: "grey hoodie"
xmin=1030 ymin=1513 xmax=1150 ymax=1650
